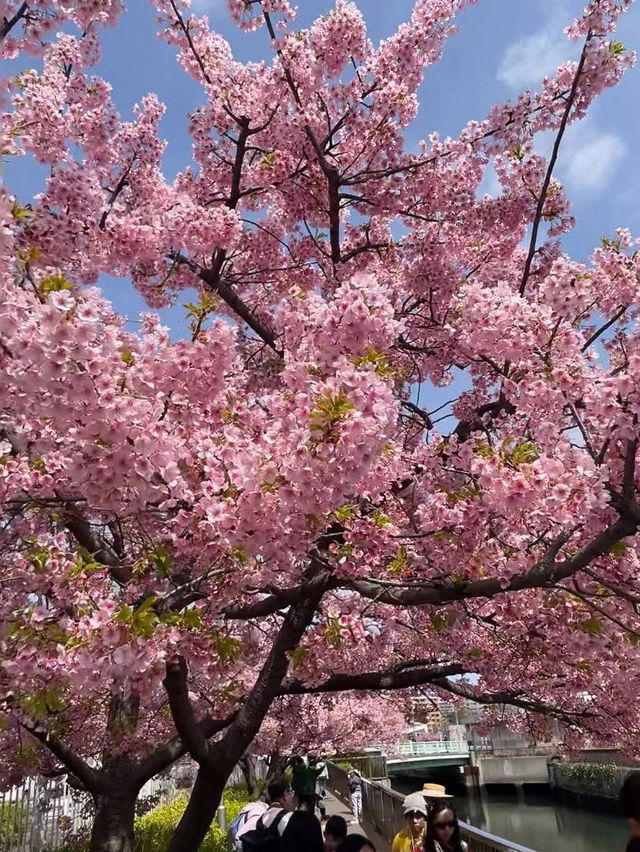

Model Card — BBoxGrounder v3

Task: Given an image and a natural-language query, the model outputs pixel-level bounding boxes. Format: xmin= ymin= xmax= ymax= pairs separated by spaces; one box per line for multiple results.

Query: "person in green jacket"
xmin=292 ymin=755 xmax=325 ymax=814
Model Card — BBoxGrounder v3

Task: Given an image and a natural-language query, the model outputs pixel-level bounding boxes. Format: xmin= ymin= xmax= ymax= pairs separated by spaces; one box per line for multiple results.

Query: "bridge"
xmin=382 ymin=741 xmax=551 ymax=790
xmin=386 ymin=739 xmax=471 ymax=772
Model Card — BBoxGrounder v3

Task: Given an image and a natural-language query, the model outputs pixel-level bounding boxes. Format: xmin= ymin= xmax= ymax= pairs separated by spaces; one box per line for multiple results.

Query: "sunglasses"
xmin=434 ymin=820 xmax=456 ymax=830
xmin=406 ymin=811 xmax=426 ymax=819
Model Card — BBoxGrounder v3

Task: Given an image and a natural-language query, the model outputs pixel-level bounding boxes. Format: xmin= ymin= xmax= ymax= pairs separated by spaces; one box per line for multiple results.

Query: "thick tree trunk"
xmin=167 ymin=766 xmax=227 ymax=852
xmin=240 ymin=753 xmax=260 ymax=799
xmin=89 ymin=787 xmax=137 ymax=852
xmin=266 ymin=749 xmax=285 ymax=784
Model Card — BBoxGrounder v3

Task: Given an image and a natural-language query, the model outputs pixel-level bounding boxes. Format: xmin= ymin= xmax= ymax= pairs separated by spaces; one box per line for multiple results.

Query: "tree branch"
xmin=519 ymin=36 xmax=591 ymax=297
xmin=350 ymin=507 xmax=639 ymax=608
xmin=280 ymin=662 xmax=467 ymax=695
xmin=581 ymin=304 xmax=627 ymax=352
xmin=134 ymin=712 xmax=235 ymax=786
xmin=64 ymin=511 xmax=131 ymax=584
xmin=431 ymin=678 xmax=598 ymax=726
xmin=1 ymin=1 xmax=28 ymax=43
xmin=24 ymin=726 xmax=101 ymax=792
xmin=214 ymin=582 xmax=327 ymax=761
xmin=163 ymin=656 xmax=212 ymax=766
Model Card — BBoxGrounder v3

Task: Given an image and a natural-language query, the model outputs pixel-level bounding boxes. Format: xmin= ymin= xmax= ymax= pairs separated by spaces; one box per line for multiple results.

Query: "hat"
xmin=421 ymin=783 xmax=452 ymax=799
xmin=403 ymin=792 xmax=428 ymax=817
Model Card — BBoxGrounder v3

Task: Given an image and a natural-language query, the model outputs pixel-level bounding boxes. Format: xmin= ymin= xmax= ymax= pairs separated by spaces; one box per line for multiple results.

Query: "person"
xmin=235 ymin=778 xmax=294 ymax=848
xmin=339 ymin=835 xmax=376 ymax=852
xmin=279 ymin=809 xmax=324 ymax=852
xmin=324 ymin=814 xmax=348 ymax=852
xmin=292 ymin=755 xmax=326 ymax=813
xmin=423 ymin=803 xmax=468 ymax=852
xmin=230 ymin=798 xmax=268 ymax=851
xmin=392 ymin=792 xmax=427 ymax=852
xmin=315 ymin=756 xmax=329 ymax=820
xmin=240 ymin=779 xmax=295 ymax=852
xmin=620 ymin=771 xmax=640 ymax=852
xmin=421 ymin=783 xmax=453 ymax=811
xmin=348 ymin=768 xmax=363 ymax=825
xmin=291 ymin=756 xmax=306 ymax=810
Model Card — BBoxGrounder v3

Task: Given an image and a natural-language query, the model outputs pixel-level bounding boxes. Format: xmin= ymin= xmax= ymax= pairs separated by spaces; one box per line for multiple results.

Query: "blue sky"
xmin=5 ymin=0 xmax=640 ymax=402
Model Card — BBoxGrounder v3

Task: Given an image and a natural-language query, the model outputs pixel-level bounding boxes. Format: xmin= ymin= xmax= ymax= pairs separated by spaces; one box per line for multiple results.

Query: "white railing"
xmin=0 ymin=771 xmax=178 ymax=851
xmin=0 ymin=775 xmax=92 ymax=852
xmin=328 ymin=761 xmax=535 ymax=852
xmin=391 ymin=739 xmax=469 ymax=758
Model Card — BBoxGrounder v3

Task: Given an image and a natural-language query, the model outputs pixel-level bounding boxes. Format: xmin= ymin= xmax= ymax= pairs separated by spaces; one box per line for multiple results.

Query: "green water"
xmin=391 ymin=781 xmax=628 ymax=851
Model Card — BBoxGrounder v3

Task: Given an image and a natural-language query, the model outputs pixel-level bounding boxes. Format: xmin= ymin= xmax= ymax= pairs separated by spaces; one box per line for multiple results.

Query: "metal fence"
xmin=327 ymin=761 xmax=536 ymax=852
xmin=392 ymin=740 xmax=469 ymax=758
xmin=0 ymin=775 xmax=91 ymax=852
xmin=0 ymin=771 xmax=176 ymax=851
xmin=332 ymin=753 xmax=387 ymax=780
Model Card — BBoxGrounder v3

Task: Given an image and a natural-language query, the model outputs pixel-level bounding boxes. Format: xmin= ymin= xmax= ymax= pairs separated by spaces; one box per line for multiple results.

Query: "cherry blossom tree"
xmin=3 ymin=0 xmax=640 ymax=850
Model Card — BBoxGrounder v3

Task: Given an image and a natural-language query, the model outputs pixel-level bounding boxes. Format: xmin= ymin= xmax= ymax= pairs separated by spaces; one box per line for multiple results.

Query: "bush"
xmin=556 ymin=763 xmax=622 ymax=798
xmin=0 ymin=800 xmax=29 ymax=848
xmin=133 ymin=786 xmax=250 ymax=852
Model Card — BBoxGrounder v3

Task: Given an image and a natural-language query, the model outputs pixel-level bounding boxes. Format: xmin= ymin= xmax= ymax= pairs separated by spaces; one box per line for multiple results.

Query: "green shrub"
xmin=556 ymin=763 xmax=622 ymax=797
xmin=0 ymin=800 xmax=29 ymax=848
xmin=133 ymin=786 xmax=250 ymax=852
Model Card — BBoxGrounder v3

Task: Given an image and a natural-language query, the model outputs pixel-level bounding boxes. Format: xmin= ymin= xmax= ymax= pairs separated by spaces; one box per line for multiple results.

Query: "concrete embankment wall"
xmin=477 ymin=756 xmax=550 ymax=787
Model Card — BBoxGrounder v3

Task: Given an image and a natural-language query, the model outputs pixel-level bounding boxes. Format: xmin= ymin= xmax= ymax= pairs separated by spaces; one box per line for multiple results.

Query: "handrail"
xmin=326 ymin=760 xmax=537 ymax=852
xmin=390 ymin=740 xmax=470 ymax=757
xmin=458 ymin=820 xmax=536 ymax=852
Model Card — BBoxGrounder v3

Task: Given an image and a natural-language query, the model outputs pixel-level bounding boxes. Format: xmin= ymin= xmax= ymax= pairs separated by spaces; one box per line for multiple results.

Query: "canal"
xmin=391 ymin=779 xmax=628 ymax=851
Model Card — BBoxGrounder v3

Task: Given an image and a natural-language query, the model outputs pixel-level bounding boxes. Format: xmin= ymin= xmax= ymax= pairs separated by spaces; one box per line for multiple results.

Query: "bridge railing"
xmin=326 ymin=761 xmax=536 ymax=852
xmin=391 ymin=740 xmax=469 ymax=758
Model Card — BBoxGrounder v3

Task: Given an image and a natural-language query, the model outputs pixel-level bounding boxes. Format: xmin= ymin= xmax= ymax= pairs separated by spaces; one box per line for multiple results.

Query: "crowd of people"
xmin=231 ymin=765 xmax=640 ymax=852
xmin=229 ymin=759 xmax=467 ymax=852
xmin=229 ymin=757 xmax=375 ymax=852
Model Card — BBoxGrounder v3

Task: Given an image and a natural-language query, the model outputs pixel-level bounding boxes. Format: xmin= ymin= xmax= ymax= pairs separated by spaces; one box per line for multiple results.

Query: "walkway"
xmin=323 ymin=790 xmax=390 ymax=851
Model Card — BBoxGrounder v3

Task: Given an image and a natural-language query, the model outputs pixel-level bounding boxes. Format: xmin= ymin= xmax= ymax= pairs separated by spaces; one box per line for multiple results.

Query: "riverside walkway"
xmin=326 ymin=761 xmax=535 ymax=852
xmin=324 ymin=789 xmax=390 ymax=850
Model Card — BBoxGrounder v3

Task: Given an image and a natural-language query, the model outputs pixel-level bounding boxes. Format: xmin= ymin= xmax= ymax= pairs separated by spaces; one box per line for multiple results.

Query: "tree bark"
xmin=240 ymin=753 xmax=260 ymax=799
xmin=89 ymin=786 xmax=137 ymax=852
xmin=167 ymin=766 xmax=227 ymax=852
xmin=266 ymin=750 xmax=286 ymax=784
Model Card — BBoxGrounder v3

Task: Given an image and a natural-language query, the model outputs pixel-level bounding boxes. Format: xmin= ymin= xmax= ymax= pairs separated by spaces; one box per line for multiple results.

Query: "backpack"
xmin=229 ymin=803 xmax=268 ymax=847
xmin=241 ymin=810 xmax=288 ymax=852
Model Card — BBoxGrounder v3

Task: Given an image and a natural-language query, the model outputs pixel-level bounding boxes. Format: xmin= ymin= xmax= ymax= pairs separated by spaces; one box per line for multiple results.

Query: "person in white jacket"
xmin=347 ymin=769 xmax=363 ymax=825
xmin=234 ymin=778 xmax=293 ymax=849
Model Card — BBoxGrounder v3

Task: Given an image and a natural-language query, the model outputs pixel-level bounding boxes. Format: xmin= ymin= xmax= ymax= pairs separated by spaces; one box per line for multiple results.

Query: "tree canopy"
xmin=2 ymin=0 xmax=640 ymax=849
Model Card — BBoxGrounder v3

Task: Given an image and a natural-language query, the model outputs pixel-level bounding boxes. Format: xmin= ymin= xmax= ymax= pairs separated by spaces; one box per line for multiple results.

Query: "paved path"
xmin=323 ymin=790 xmax=390 ymax=851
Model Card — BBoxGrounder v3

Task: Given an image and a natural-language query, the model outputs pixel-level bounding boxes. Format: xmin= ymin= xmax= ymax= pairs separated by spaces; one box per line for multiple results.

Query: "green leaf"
xmin=309 ymin=390 xmax=355 ymax=443
xmin=39 ymin=274 xmax=73 ymax=297
xmin=578 ymin=617 xmax=603 ymax=636
xmin=11 ymin=200 xmax=32 ymax=220
xmin=334 ymin=503 xmax=357 ymax=523
xmin=352 ymin=346 xmax=394 ymax=379
xmin=388 ymin=546 xmax=410 ymax=576
xmin=288 ymin=646 xmax=309 ymax=669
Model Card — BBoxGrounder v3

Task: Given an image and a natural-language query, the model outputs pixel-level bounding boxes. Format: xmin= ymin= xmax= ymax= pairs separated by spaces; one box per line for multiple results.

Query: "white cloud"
xmin=533 ymin=118 xmax=626 ymax=193
xmin=498 ymin=28 xmax=570 ymax=88
xmin=565 ymin=132 xmax=626 ymax=192
xmin=496 ymin=1 xmax=581 ymax=89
